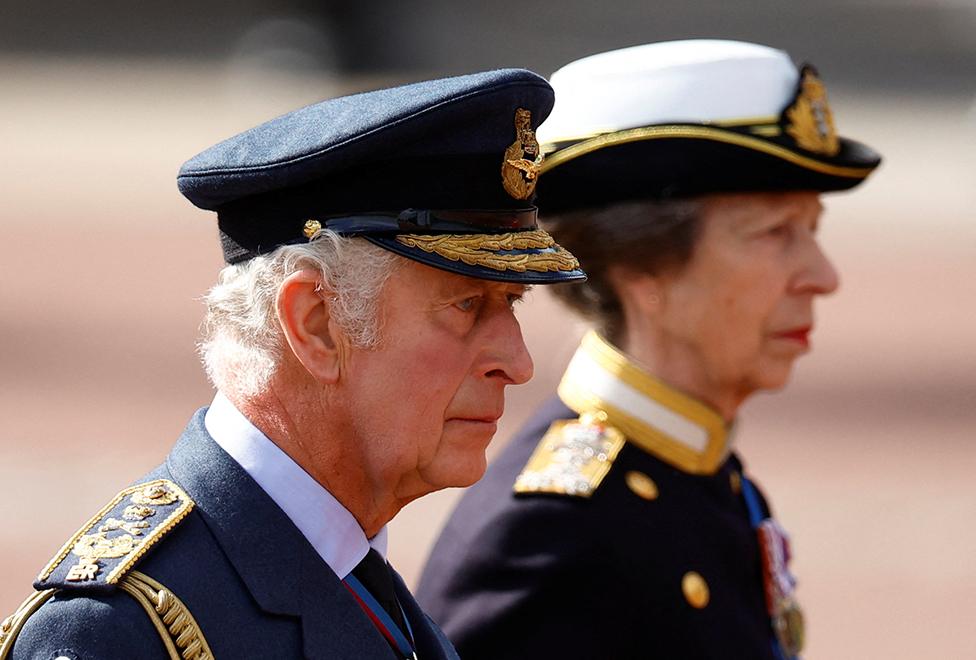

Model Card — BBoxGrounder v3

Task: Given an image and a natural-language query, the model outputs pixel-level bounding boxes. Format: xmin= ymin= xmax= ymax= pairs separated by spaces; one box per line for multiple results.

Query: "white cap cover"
xmin=539 ymin=40 xmax=798 ymax=144
xmin=535 ymin=39 xmax=882 ymax=211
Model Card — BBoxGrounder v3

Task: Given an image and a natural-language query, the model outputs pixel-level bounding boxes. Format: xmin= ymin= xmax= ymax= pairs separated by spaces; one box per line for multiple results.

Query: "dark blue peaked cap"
xmin=177 ymin=69 xmax=584 ymax=284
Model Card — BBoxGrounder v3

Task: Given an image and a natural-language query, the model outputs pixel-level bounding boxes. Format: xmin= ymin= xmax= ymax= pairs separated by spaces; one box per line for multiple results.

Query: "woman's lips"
xmin=773 ymin=327 xmax=812 ymax=348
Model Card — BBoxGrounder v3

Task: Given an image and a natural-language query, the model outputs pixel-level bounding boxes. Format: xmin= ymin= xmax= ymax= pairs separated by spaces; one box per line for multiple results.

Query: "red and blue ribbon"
xmin=343 ymin=573 xmax=417 ymax=660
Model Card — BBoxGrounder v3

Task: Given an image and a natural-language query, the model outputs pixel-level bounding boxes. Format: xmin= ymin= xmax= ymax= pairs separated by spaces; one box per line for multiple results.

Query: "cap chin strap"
xmin=320 ymin=207 xmax=539 ymax=235
xmin=219 ymin=207 xmax=539 ymax=264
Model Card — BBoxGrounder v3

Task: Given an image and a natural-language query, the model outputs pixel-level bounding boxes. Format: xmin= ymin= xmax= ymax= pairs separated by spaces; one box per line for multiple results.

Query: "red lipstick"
xmin=774 ymin=327 xmax=811 ymax=348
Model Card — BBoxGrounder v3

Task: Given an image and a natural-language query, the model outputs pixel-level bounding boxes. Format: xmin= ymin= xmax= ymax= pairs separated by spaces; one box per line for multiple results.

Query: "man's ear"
xmin=276 ymin=270 xmax=343 ymax=384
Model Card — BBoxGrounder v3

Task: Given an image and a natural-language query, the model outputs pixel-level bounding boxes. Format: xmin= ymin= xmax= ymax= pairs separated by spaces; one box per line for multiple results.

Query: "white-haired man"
xmin=0 ymin=69 xmax=583 ymax=659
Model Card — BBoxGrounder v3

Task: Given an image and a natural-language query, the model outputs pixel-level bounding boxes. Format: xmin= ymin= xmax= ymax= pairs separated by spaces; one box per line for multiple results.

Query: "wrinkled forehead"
xmin=700 ymin=190 xmax=824 ymax=225
xmin=391 ymin=257 xmax=531 ymax=298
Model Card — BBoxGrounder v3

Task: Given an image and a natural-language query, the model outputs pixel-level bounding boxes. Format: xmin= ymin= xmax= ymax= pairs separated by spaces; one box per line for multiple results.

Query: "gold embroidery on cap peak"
xmin=501 ymin=108 xmax=544 ymax=200
xmin=396 ymin=229 xmax=579 ymax=273
xmin=785 ymin=68 xmax=840 ymax=157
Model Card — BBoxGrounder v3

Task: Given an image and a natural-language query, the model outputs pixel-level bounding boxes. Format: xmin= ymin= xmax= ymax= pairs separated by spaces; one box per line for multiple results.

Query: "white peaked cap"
xmin=533 ymin=39 xmax=881 ymax=211
xmin=539 ymin=40 xmax=799 ymax=144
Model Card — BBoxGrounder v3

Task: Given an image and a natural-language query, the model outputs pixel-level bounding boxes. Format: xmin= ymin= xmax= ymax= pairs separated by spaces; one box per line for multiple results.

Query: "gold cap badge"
xmin=785 ymin=66 xmax=840 ymax=157
xmin=501 ymin=108 xmax=543 ymax=200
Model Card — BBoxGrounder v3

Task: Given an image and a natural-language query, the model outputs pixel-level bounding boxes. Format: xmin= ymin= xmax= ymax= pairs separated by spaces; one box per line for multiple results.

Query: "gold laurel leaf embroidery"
xmin=396 ymin=230 xmax=580 ymax=273
xmin=785 ymin=69 xmax=840 ymax=157
xmin=131 ymin=484 xmax=179 ymax=506
xmin=99 ymin=517 xmax=151 ymax=536
xmin=72 ymin=532 xmax=137 ymax=561
xmin=123 ymin=505 xmax=156 ymax=521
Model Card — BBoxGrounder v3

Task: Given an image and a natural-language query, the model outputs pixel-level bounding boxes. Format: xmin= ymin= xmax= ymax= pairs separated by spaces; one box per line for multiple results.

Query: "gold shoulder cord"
xmin=118 ymin=571 xmax=214 ymax=660
xmin=0 ymin=572 xmax=213 ymax=660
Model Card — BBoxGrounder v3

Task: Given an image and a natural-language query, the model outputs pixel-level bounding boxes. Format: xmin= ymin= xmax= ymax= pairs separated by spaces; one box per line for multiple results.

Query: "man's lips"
xmin=447 ymin=415 xmax=502 ymax=424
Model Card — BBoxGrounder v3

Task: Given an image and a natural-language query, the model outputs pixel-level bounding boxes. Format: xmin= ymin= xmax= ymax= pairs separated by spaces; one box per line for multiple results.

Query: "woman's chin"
xmin=754 ymin=358 xmax=799 ymax=392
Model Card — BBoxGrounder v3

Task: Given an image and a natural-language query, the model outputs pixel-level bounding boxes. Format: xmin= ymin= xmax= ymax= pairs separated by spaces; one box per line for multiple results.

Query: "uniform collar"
xmin=204 ymin=392 xmax=387 ymax=578
xmin=557 ymin=331 xmax=732 ymax=475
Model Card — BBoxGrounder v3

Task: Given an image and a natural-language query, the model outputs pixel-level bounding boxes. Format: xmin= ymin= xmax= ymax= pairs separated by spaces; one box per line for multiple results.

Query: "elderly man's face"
xmin=653 ymin=191 xmax=838 ymax=400
xmin=336 ymin=262 xmax=534 ymax=500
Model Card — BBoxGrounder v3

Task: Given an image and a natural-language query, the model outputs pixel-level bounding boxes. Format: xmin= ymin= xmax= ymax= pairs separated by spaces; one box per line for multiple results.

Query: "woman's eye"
xmin=766 ymin=223 xmax=790 ymax=238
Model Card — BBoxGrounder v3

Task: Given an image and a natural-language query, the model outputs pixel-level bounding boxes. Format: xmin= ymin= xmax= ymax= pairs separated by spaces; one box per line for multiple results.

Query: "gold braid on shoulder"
xmin=0 ymin=572 xmax=213 ymax=660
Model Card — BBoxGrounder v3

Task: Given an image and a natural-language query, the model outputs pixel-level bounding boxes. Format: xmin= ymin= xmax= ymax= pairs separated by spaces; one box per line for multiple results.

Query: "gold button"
xmin=624 ymin=470 xmax=658 ymax=500
xmin=682 ymin=571 xmax=710 ymax=609
xmin=729 ymin=471 xmax=742 ymax=494
xmin=303 ymin=219 xmax=322 ymax=239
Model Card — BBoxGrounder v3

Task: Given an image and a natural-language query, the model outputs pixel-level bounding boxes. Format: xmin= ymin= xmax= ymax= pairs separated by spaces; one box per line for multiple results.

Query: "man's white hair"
xmin=200 ymin=230 xmax=402 ymax=397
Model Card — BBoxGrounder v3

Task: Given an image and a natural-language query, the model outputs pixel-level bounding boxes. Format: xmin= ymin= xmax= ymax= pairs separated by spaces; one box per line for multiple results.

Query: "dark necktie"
xmin=351 ymin=548 xmax=408 ymax=637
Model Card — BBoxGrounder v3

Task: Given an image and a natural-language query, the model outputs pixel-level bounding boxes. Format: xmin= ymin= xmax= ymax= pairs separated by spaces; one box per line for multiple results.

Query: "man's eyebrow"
xmin=434 ymin=281 xmax=483 ymax=297
xmin=429 ymin=279 xmax=530 ymax=301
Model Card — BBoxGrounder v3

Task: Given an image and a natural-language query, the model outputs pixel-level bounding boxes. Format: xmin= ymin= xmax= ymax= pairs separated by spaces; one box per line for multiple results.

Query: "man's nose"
xmin=482 ymin=313 xmax=535 ymax=385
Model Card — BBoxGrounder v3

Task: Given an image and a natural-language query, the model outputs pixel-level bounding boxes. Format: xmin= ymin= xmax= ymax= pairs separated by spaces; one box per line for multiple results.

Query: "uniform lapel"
xmin=166 ymin=409 xmax=395 ymax=659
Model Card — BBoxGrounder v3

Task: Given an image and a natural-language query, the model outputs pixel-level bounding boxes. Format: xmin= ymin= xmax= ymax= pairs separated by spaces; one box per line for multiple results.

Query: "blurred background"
xmin=1 ymin=1 xmax=974 ymax=657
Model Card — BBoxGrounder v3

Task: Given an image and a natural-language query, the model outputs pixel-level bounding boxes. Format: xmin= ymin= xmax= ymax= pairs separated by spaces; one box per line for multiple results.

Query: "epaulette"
xmin=34 ymin=479 xmax=194 ymax=592
xmin=514 ymin=411 xmax=626 ymax=497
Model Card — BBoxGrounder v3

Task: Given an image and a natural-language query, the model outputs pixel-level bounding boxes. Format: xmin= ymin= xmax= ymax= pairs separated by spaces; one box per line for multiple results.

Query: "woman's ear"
xmin=275 ymin=270 xmax=342 ymax=383
xmin=607 ymin=265 xmax=665 ymax=319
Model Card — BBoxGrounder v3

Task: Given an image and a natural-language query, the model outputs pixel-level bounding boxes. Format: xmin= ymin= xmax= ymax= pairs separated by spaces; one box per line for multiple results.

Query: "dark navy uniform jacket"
xmin=418 ymin=398 xmax=776 ymax=659
xmin=7 ymin=409 xmax=459 ymax=660
xmin=417 ymin=333 xmax=797 ymax=660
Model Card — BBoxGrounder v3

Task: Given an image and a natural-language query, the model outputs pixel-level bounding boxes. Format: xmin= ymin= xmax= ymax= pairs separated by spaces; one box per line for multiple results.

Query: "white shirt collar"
xmin=204 ymin=391 xmax=387 ymax=578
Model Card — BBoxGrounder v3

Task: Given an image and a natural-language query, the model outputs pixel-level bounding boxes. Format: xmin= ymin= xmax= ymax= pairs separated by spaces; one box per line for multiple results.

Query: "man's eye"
xmin=506 ymin=293 xmax=524 ymax=308
xmin=455 ymin=297 xmax=478 ymax=312
xmin=766 ymin=223 xmax=790 ymax=238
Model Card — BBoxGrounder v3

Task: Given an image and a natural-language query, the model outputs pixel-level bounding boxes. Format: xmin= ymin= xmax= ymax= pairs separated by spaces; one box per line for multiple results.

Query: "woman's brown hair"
xmin=543 ymin=198 xmax=703 ymax=344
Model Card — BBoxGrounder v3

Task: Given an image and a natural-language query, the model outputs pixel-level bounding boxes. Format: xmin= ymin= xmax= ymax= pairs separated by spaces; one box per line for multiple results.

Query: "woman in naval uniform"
xmin=416 ymin=40 xmax=881 ymax=660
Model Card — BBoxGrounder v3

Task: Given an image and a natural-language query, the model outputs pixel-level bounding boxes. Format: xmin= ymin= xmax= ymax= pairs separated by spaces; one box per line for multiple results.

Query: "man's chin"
xmin=425 ymin=455 xmax=490 ymax=492
xmin=422 ymin=423 xmax=499 ymax=488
